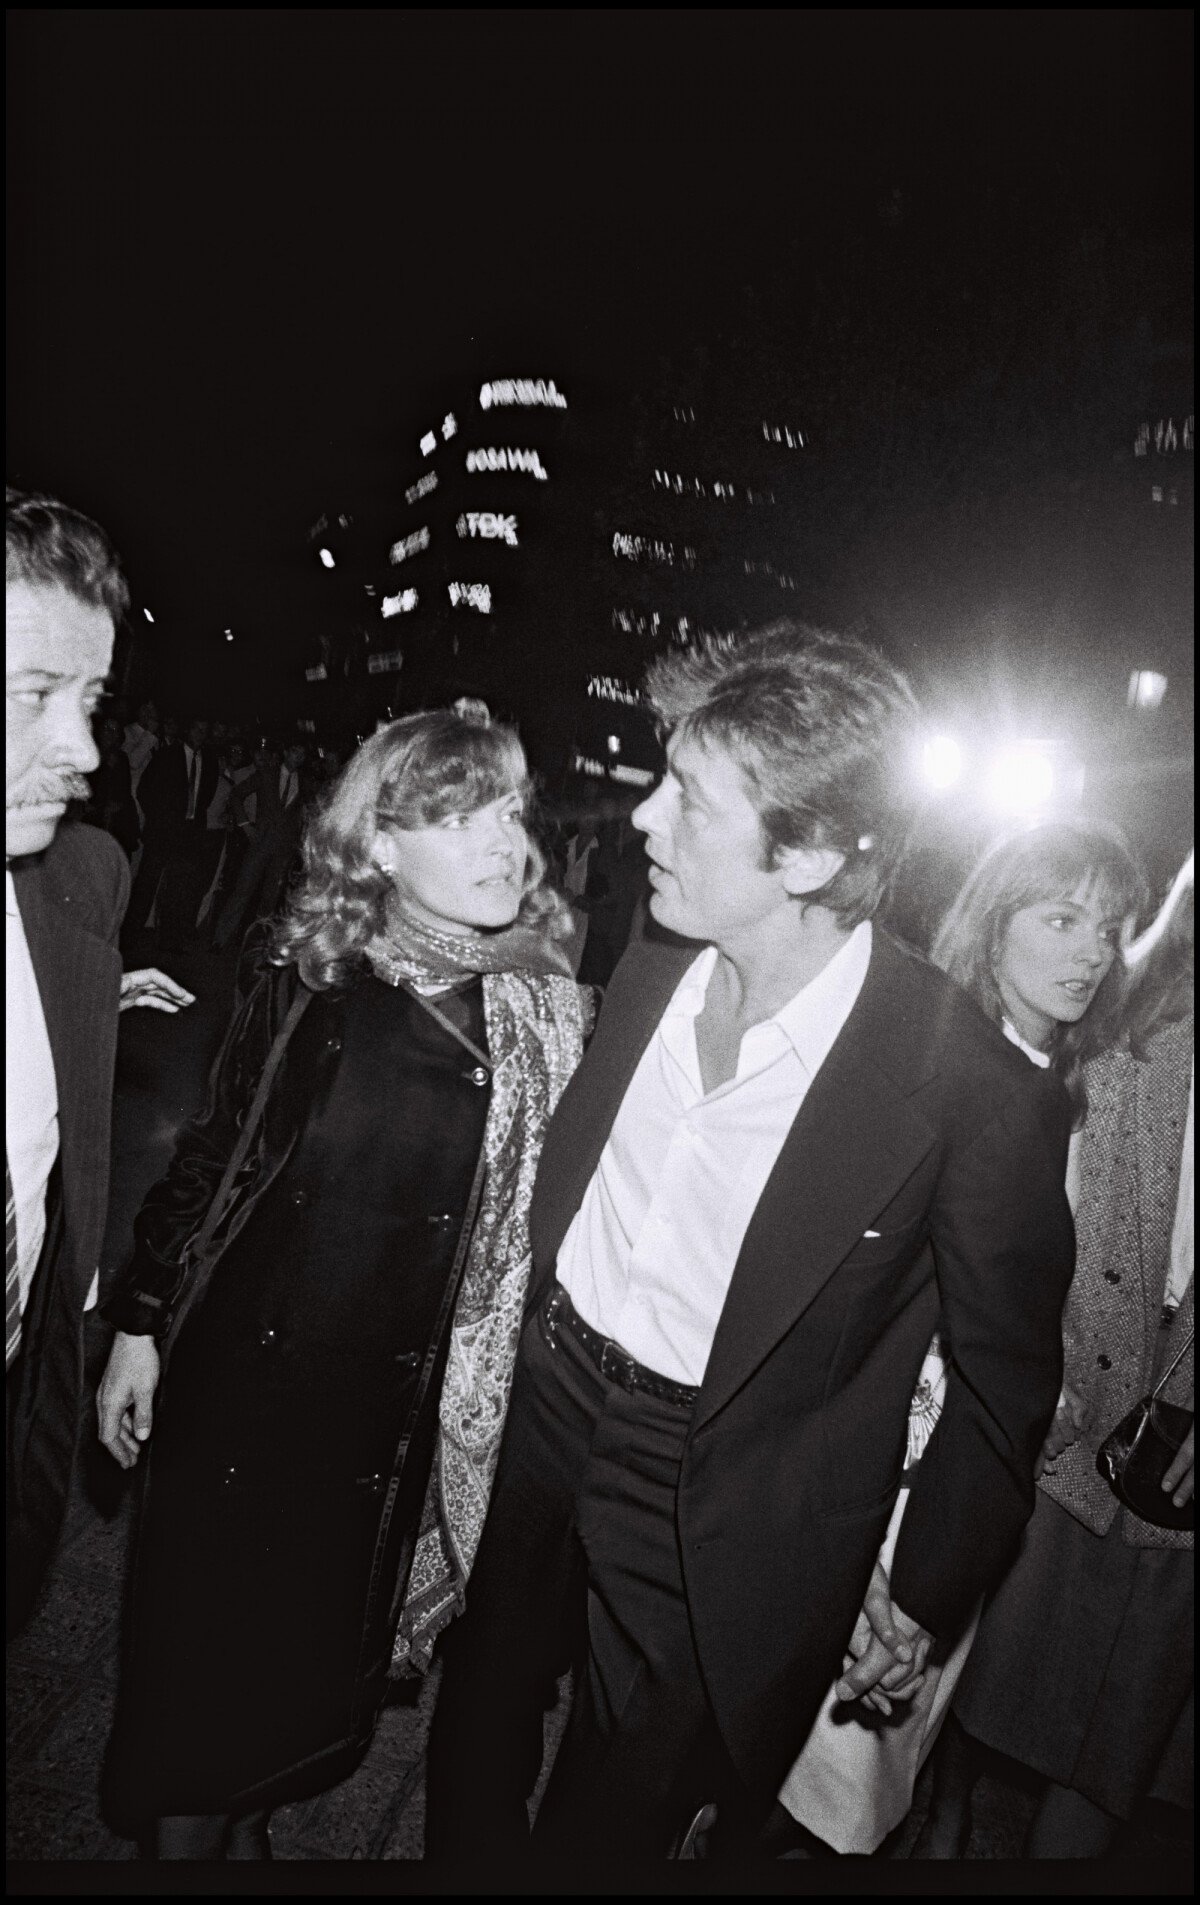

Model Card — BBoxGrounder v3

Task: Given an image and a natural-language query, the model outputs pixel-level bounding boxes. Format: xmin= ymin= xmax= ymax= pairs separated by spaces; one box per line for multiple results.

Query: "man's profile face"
xmin=6 ymin=579 xmax=114 ymax=859
xmin=631 ymin=731 xmax=784 ymax=945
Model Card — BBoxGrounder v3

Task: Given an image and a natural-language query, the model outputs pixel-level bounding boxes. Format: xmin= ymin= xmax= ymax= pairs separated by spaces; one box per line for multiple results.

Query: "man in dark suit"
xmin=6 ymin=487 xmax=191 ymax=1635
xmin=124 ymin=715 xmax=220 ymax=950
xmin=425 ymin=624 xmax=1076 ymax=1859
xmin=210 ymin=736 xmax=308 ymax=951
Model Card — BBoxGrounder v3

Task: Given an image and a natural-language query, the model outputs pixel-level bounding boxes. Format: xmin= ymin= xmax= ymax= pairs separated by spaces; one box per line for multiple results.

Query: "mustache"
xmin=16 ymin=773 xmax=93 ymax=806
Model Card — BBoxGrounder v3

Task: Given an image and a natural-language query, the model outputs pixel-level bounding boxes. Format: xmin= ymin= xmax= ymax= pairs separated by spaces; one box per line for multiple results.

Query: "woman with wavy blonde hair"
xmin=96 ymin=709 xmax=592 ymax=1860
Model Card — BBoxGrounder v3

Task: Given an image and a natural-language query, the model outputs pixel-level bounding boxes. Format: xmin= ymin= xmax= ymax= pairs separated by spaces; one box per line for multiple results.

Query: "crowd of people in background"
xmin=7 ymin=485 xmax=1192 ymax=1870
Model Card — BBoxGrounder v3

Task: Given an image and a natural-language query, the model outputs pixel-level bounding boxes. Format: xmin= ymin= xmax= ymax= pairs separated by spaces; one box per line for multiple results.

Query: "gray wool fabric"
xmin=1039 ymin=1014 xmax=1193 ymax=1551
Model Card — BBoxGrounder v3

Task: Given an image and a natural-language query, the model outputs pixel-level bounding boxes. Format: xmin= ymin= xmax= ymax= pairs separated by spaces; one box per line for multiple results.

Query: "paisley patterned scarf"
xmin=374 ymin=906 xmax=588 ymax=1672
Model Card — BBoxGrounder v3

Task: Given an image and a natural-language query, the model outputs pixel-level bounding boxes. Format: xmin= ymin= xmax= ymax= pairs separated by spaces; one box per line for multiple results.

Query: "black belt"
xmin=542 ymin=1283 xmax=700 ymax=1410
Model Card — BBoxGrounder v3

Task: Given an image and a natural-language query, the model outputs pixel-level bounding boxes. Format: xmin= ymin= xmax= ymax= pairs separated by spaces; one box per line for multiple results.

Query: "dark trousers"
xmin=425 ymin=1290 xmax=746 ymax=1862
xmin=125 ymin=823 xmax=208 ymax=948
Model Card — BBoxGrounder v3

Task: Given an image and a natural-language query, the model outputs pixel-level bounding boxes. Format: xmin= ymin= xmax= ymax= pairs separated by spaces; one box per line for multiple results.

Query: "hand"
xmin=97 ymin=1331 xmax=161 ymax=1468
xmin=834 ymin=1559 xmax=933 ymax=1716
xmin=1036 ymin=1382 xmax=1089 ymax=1477
xmin=120 ymin=968 xmax=196 ymax=1014
xmin=1161 ymin=1423 xmax=1194 ymax=1508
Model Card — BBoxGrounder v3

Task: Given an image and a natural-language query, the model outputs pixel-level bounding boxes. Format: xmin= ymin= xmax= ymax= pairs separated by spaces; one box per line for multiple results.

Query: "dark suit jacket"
xmin=136 ymin=741 xmax=220 ymax=841
xmin=529 ymin=927 xmax=1076 ymax=1794
xmin=7 ymin=823 xmax=128 ymax=1633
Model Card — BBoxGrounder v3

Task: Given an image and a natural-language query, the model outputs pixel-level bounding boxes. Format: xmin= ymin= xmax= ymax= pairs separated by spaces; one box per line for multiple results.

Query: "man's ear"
xmin=777 ymin=843 xmax=846 ymax=898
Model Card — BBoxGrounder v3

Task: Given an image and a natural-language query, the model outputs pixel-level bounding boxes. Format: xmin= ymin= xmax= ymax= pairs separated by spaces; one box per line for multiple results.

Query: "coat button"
xmin=427 ymin=1213 xmax=455 ymax=1233
xmin=259 ymin=1326 xmax=277 ymax=1348
xmin=395 ymin=1350 xmax=420 ymax=1371
xmin=291 ymin=1189 xmax=309 ymax=1208
xmin=326 ymin=1035 xmax=342 ymax=1053
xmin=468 ymin=1066 xmax=490 ymax=1087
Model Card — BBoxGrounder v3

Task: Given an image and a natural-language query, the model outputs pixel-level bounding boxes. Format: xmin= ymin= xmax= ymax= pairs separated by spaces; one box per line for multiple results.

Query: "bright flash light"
xmin=986 ymin=744 xmax=1056 ymax=815
xmin=142 ymin=607 xmax=155 ymax=624
xmin=921 ymin=736 xmax=963 ymax=791
xmin=317 ymin=547 xmax=335 ymax=569
xmin=1128 ymin=670 xmax=1168 ymax=711
xmin=224 ymin=631 xmax=234 ymax=642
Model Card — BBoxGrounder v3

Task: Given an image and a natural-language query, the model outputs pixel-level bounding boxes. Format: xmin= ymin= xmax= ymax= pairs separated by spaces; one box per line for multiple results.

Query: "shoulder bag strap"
xmin=185 ymin=984 xmax=312 ymax=1267
xmin=1151 ymin=1324 xmax=1195 ymax=1400
xmin=391 ymin=975 xmax=492 ymax=1073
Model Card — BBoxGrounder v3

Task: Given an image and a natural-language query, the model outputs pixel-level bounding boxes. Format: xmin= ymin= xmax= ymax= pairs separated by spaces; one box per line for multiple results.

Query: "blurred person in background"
xmin=121 ymin=699 xmax=160 ymax=800
xmin=917 ymin=852 xmax=1192 ymax=1860
xmin=124 ymin=714 xmax=219 ymax=951
xmin=771 ymin=817 xmax=1146 ymax=1857
xmin=6 ymin=487 xmax=191 ymax=1638
xmin=210 ymin=737 xmax=308 ymax=953
xmin=96 ymin=709 xmax=592 ymax=1860
xmin=81 ymin=713 xmax=141 ymax=860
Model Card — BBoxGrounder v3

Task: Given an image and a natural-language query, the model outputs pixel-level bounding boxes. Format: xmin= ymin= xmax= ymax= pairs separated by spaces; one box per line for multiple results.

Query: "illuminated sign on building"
xmin=465 ymin=447 xmax=549 ymax=480
xmin=587 ymin=676 xmax=642 ymax=706
xmin=368 ymin=648 xmax=405 ymax=674
xmin=572 ymin=751 xmax=606 ymax=778
xmin=480 ymin=378 xmax=567 ymax=411
xmin=744 ymin=557 xmax=796 ymax=590
xmin=652 ymin=470 xmax=742 ymax=499
xmin=1134 ymin=417 xmax=1193 ymax=456
xmin=610 ymin=763 xmax=655 ymax=787
xmin=389 ymin=527 xmax=430 ymax=564
xmin=405 ymin=471 xmax=438 ymax=505
xmin=381 ymin=589 xmax=419 ymax=618
xmin=304 ymin=664 xmax=328 ymax=682
xmin=456 ymin=512 xmax=519 ymax=546
xmin=420 ymin=431 xmax=437 ymax=456
xmin=448 ymin=582 xmax=492 ymax=613
xmin=442 ymin=413 xmax=458 ymax=440
xmin=762 ymin=421 xmax=805 ymax=449
xmin=612 ymin=531 xmax=695 ymax=568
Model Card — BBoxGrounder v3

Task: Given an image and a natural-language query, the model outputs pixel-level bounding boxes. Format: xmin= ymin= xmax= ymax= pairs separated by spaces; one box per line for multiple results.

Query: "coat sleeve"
xmin=101 ymin=962 xmax=289 ymax=1339
xmin=889 ymin=1068 xmax=1076 ymax=1638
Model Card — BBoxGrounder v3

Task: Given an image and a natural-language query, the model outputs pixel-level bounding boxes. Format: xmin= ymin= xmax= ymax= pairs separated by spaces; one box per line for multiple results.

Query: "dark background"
xmin=7 ymin=8 xmax=1194 ymax=879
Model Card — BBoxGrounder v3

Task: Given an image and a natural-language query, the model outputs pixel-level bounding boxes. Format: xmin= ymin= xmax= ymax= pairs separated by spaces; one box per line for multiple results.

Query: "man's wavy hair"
xmin=931 ymin=820 xmax=1148 ymax=1127
xmin=642 ymin=621 xmax=922 ymax=926
xmin=6 ymin=486 xmax=130 ymax=622
xmin=269 ymin=708 xmax=571 ymax=992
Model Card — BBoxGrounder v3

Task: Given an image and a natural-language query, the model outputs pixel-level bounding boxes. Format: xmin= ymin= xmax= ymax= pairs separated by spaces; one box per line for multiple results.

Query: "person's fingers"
xmin=1161 ymin=1428 xmax=1194 ymax=1497
xmin=136 ymin=995 xmax=183 ymax=1012
xmin=836 ymin=1636 xmax=897 ymax=1702
xmin=132 ymin=1385 xmax=154 ymax=1442
xmin=862 ymin=1565 xmax=911 ymax=1663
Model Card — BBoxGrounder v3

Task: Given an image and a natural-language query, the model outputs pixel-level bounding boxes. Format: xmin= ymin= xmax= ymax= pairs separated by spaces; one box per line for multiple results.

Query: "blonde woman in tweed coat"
xmin=921 ymin=865 xmax=1193 ymax=1860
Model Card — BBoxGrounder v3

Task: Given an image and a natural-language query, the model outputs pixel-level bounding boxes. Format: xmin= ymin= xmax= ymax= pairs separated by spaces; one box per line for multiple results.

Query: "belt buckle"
xmin=600 ymin=1339 xmax=638 ymax=1392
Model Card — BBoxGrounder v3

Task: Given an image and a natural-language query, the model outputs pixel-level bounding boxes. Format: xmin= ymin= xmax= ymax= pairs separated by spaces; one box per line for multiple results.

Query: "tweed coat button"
xmin=1097 ymin=1353 xmax=1112 ymax=1370
xmin=395 ymin=1350 xmax=420 ymax=1371
xmin=290 ymin=1188 xmax=309 ymax=1208
xmin=259 ymin=1326 xmax=277 ymax=1348
xmin=468 ymin=1065 xmax=490 ymax=1087
xmin=325 ymin=1034 xmax=342 ymax=1053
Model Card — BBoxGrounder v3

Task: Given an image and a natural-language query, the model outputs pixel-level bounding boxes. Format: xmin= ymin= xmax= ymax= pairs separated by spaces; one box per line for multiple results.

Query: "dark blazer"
xmin=7 ymin=823 xmax=128 ymax=1633
xmin=136 ymin=741 xmax=220 ymax=840
xmin=529 ymin=927 xmax=1076 ymax=1795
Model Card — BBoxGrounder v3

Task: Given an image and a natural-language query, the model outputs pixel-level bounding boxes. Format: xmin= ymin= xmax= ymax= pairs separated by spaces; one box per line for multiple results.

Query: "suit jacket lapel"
xmin=696 ymin=934 xmax=939 ymax=1427
xmin=530 ymin=936 xmax=696 ymax=1278
xmin=12 ymin=856 xmax=121 ymax=1289
xmin=1134 ymin=1026 xmax=1193 ymax=1358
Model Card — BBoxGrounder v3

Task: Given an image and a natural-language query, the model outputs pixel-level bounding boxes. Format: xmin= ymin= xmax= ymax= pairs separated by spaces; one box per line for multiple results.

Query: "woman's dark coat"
xmin=103 ymin=959 xmax=491 ymax=1818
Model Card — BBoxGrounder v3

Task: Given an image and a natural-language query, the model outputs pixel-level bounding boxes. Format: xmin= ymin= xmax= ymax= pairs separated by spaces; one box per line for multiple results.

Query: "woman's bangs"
xmin=381 ymin=725 xmax=527 ymax=828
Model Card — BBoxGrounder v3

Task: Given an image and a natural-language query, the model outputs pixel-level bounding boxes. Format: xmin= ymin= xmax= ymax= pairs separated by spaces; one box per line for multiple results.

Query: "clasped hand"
xmin=834 ymin=1558 xmax=933 ymax=1716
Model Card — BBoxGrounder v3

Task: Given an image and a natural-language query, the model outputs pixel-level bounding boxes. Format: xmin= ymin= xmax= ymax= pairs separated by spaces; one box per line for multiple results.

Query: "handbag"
xmin=1096 ymin=1326 xmax=1194 ymax=1532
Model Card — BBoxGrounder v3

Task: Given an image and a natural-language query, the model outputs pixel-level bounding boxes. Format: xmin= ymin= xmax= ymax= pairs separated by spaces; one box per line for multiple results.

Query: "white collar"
xmin=668 ymin=920 xmax=873 ymax=1075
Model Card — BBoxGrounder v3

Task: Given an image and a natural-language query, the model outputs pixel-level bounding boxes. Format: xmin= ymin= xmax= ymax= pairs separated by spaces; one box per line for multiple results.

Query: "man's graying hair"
xmin=6 ymin=486 xmax=131 ymax=623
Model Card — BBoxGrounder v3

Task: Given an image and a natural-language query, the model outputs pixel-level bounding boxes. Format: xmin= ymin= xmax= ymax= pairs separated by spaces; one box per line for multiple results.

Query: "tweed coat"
xmin=7 ymin=822 xmax=128 ymax=1632
xmin=1041 ymin=1014 xmax=1193 ymax=1550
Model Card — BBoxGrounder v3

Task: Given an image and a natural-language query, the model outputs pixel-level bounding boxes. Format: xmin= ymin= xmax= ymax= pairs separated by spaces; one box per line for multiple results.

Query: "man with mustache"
xmin=425 ymin=624 xmax=1076 ymax=1861
xmin=6 ymin=487 xmax=191 ymax=1634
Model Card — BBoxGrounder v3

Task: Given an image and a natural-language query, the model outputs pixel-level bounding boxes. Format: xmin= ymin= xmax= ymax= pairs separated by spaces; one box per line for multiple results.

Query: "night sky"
xmin=6 ymin=8 xmax=1194 ymax=848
